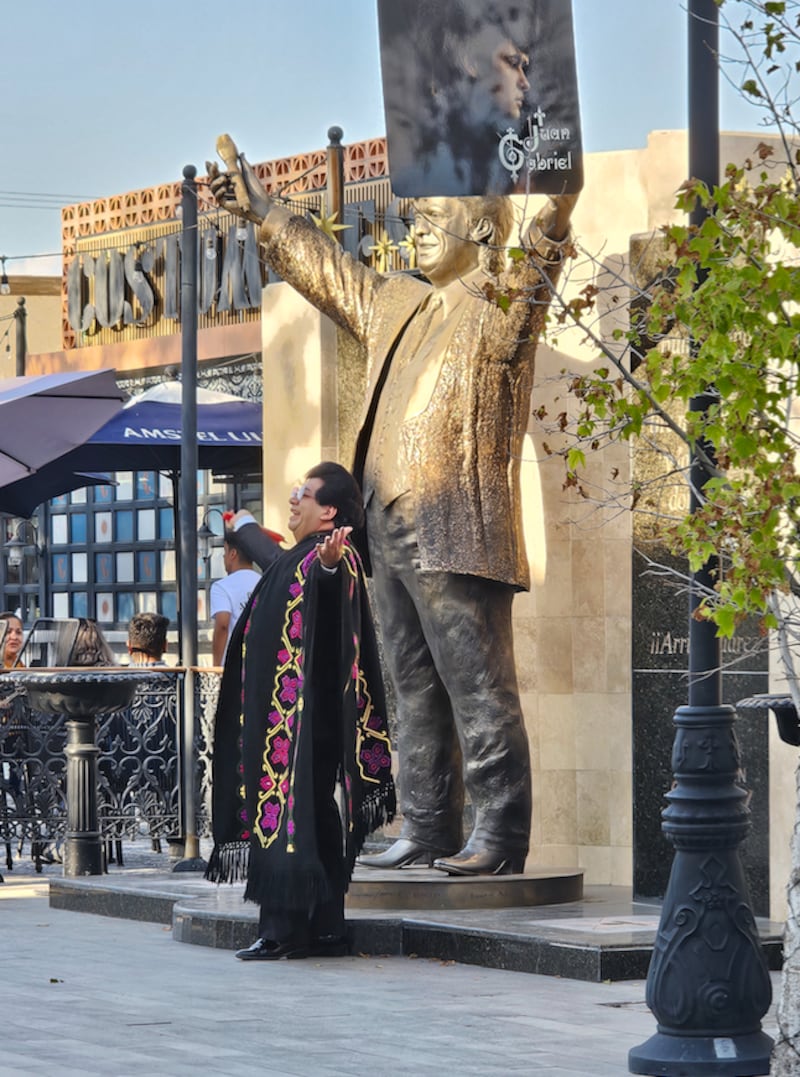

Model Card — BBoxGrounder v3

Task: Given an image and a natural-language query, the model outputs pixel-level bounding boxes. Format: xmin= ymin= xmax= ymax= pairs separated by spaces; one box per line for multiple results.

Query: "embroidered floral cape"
xmin=206 ymin=533 xmax=395 ymax=911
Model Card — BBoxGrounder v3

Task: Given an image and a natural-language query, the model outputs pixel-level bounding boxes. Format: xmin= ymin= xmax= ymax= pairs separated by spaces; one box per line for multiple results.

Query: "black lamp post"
xmin=174 ymin=164 xmax=206 ymax=872
xmin=197 ymin=507 xmax=226 ymax=568
xmin=3 ymin=518 xmax=46 ymax=621
xmin=629 ymin=4 xmax=773 ymax=1073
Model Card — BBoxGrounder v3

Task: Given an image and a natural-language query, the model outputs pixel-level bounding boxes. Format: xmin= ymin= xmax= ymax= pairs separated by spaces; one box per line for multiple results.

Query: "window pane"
xmin=96 ymin=593 xmax=113 ymax=623
xmin=71 ymin=552 xmax=87 ymax=584
xmin=95 ymin=553 xmax=113 ymax=584
xmin=72 ymin=593 xmax=88 ymax=619
xmin=53 ymin=593 xmax=69 ymax=618
xmin=116 ymin=511 xmax=134 ymax=542
xmin=161 ymin=591 xmax=177 ymax=622
xmin=117 ymin=593 xmax=135 ymax=625
xmin=71 ymin=487 xmax=87 ymax=504
xmin=50 ymin=495 xmax=68 ymax=509
xmin=116 ymin=552 xmax=134 ymax=583
xmin=210 ymin=548 xmax=225 ymax=580
xmin=197 ymin=590 xmax=207 ymax=621
xmin=136 ymin=472 xmax=156 ymax=499
xmin=159 ymin=507 xmax=174 ymax=541
xmin=139 ymin=592 xmax=157 ymax=613
xmin=71 ymin=515 xmax=87 ymax=543
xmin=116 ymin=473 xmax=133 ymax=500
xmin=52 ymin=554 xmax=69 ymax=584
xmin=160 ymin=550 xmax=176 ymax=582
xmin=158 ymin=473 xmax=173 ymax=498
xmin=51 ymin=515 xmax=68 ymax=545
xmin=94 ymin=483 xmax=114 ymax=505
xmin=95 ymin=512 xmax=113 ymax=544
xmin=137 ymin=551 xmax=157 ymax=584
xmin=137 ymin=509 xmax=156 ymax=541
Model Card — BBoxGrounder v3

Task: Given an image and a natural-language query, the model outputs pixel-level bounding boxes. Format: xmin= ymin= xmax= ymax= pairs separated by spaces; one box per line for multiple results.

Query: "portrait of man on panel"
xmin=379 ymin=0 xmax=583 ymax=198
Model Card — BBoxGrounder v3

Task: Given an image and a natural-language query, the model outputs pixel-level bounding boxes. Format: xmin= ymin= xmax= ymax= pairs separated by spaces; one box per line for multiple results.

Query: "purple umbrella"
xmin=0 ymin=369 xmax=125 ymax=486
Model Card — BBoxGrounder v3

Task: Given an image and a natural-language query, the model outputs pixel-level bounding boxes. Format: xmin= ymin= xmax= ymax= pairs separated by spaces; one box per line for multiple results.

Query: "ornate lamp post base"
xmin=630 ymin=1029 xmax=773 ymax=1076
xmin=629 ymin=705 xmax=773 ymax=1076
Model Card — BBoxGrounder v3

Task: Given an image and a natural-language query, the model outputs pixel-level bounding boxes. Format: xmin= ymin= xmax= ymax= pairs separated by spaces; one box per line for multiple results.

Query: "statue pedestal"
xmin=347 ymin=864 xmax=583 ymax=910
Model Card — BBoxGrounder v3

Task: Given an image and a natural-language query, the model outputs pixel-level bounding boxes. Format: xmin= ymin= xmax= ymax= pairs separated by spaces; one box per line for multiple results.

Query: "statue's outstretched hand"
xmin=205 ymin=133 xmax=272 ymax=224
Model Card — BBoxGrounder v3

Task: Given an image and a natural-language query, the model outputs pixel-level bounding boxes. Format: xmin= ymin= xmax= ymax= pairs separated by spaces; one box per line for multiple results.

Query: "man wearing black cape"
xmin=206 ymin=462 xmax=396 ymax=960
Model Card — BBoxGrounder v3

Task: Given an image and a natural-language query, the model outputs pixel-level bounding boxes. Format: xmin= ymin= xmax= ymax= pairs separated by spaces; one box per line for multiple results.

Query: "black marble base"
xmin=49 ymin=874 xmax=785 ymax=983
xmin=632 ymin=548 xmax=770 ymax=914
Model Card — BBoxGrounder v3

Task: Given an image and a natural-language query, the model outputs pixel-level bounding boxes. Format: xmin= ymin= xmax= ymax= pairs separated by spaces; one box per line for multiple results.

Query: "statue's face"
xmin=414 ymin=198 xmax=478 ymax=287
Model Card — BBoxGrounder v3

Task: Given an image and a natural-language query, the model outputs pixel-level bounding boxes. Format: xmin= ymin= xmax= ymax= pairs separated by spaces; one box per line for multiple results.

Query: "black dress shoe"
xmin=309 ymin=934 xmax=349 ymax=957
xmin=358 ymin=838 xmax=456 ymax=869
xmin=432 ymin=848 xmax=525 ymax=876
xmin=235 ymin=937 xmax=308 ymax=961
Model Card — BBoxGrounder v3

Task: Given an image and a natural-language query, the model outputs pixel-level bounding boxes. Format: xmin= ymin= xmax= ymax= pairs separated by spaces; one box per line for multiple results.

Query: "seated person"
xmin=127 ymin=612 xmax=169 ymax=667
xmin=69 ymin=619 xmax=116 ymax=666
xmin=0 ymin=612 xmax=24 ymax=670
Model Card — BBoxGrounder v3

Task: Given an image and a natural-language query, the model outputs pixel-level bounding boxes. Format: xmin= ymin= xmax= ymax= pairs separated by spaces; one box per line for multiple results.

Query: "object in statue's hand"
xmin=215 ymin=133 xmax=251 ymax=214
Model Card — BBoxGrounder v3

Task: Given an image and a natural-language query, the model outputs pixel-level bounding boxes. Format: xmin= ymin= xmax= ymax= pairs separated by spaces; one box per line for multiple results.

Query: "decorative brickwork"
xmin=60 ymin=137 xmax=390 ymax=349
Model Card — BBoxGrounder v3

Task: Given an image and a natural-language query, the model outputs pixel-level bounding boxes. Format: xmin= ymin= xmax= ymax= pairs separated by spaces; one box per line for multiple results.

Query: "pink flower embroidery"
xmin=268 ymin=709 xmax=282 ymax=727
xmin=361 ymin=743 xmax=391 ymax=776
xmin=289 ymin=582 xmax=303 ymax=597
xmin=277 ymin=648 xmax=291 ymax=666
xmin=289 ymin=610 xmax=303 ymax=640
xmin=259 ymin=775 xmax=274 ymax=792
xmin=279 ymin=675 xmax=299 ymax=704
xmin=280 ymin=779 xmax=289 ymax=794
xmin=287 ymin=820 xmax=295 ymax=836
xmin=270 ymin=737 xmax=290 ymax=766
xmin=261 ymin=802 xmax=280 ymax=832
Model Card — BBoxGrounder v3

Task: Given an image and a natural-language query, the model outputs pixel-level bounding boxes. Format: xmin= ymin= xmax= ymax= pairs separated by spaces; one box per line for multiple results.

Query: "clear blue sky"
xmin=0 ymin=0 xmax=773 ymax=272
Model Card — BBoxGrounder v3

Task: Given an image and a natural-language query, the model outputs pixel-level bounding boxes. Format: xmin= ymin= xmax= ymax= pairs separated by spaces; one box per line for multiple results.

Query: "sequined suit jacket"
xmin=262 ymin=213 xmax=563 ymax=591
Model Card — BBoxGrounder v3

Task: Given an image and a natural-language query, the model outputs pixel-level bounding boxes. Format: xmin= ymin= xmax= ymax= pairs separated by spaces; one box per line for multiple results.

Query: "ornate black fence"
xmin=0 ymin=669 xmax=219 ymax=867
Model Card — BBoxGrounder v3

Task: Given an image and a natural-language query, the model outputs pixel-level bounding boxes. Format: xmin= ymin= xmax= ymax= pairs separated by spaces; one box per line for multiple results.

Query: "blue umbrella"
xmin=60 ymin=381 xmax=263 ymax=475
xmin=0 ymin=380 xmax=261 ymax=518
xmin=0 ymin=467 xmax=113 ymax=519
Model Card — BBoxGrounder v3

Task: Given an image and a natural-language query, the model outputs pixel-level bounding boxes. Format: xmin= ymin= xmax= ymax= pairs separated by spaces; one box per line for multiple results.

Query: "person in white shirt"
xmin=209 ymin=529 xmax=263 ymax=666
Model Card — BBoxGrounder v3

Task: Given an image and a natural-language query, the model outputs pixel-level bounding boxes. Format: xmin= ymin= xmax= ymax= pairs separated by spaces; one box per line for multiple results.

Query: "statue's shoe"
xmin=432 ymin=848 xmax=525 ymax=876
xmin=358 ymin=838 xmax=456 ymax=869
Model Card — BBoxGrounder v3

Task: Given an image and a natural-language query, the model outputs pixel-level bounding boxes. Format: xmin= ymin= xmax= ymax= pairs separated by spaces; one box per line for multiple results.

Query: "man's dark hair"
xmin=222 ymin=527 xmax=253 ymax=562
xmin=127 ymin=612 xmax=169 ymax=659
xmin=305 ymin=461 xmax=365 ymax=530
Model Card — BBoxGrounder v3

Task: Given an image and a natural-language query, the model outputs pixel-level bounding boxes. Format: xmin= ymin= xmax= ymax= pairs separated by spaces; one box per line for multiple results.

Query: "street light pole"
xmin=14 ymin=297 xmax=26 ymax=377
xmin=175 ymin=164 xmax=205 ymax=872
xmin=629 ymin=4 xmax=773 ymax=1073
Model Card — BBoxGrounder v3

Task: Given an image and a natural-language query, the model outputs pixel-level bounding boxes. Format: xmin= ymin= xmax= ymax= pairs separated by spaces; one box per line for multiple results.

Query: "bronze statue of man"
xmin=209 ymin=141 xmax=577 ymax=875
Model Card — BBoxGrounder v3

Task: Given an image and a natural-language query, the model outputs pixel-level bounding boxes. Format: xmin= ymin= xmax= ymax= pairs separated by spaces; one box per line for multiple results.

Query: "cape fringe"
xmin=352 ymin=780 xmax=397 ymax=855
xmin=244 ymin=852 xmax=333 ymax=912
xmin=205 ymin=841 xmax=250 ymax=885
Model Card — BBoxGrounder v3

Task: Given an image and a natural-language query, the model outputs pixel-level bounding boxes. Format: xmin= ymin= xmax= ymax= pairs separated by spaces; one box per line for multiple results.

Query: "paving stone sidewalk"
xmin=0 ymin=845 xmax=781 ymax=1076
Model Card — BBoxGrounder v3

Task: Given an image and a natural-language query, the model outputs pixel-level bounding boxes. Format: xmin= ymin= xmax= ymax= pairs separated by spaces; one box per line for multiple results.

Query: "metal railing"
xmin=0 ymin=669 xmax=219 ymax=866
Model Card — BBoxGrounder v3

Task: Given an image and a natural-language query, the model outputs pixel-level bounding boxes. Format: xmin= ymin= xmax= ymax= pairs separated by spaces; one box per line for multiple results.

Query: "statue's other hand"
xmin=205 ymin=142 xmax=271 ymax=224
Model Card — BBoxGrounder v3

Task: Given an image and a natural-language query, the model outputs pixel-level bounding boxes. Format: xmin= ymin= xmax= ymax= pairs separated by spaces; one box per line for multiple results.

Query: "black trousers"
xmin=367 ymin=496 xmax=532 ymax=856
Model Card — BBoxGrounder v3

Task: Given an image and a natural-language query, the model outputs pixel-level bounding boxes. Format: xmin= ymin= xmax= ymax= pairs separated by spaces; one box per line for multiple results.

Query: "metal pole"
xmin=629 ymin=4 xmax=773 ymax=1072
xmin=174 ymin=165 xmax=205 ymax=871
xmin=14 ymin=297 xmax=26 ymax=377
xmin=326 ymin=125 xmax=345 ymax=241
